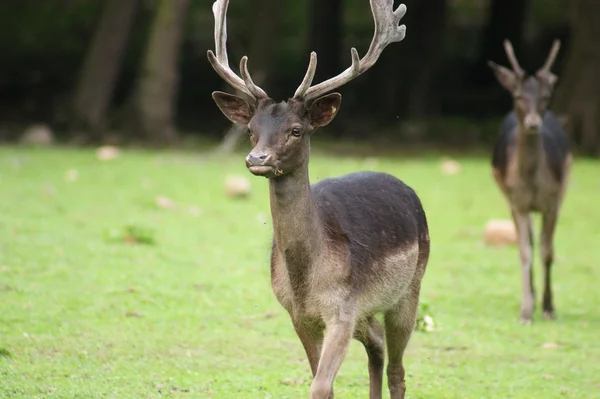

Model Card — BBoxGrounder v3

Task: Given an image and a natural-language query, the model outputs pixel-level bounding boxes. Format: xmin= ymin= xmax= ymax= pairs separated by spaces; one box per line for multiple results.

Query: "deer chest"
xmin=504 ymin=166 xmax=561 ymax=212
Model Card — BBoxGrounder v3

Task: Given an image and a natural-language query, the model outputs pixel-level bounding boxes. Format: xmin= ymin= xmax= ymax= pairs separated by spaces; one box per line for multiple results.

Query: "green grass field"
xmin=1 ymin=144 xmax=599 ymax=398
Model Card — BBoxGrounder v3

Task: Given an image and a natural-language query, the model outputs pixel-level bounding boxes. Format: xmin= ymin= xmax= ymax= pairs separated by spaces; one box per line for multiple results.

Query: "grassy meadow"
xmin=0 ymin=143 xmax=599 ymax=398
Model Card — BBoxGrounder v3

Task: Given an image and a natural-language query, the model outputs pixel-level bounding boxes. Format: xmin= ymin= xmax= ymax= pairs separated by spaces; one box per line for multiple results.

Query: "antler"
xmin=503 ymin=40 xmax=525 ymax=78
xmin=294 ymin=0 xmax=407 ymax=101
xmin=536 ymin=39 xmax=561 ymax=77
xmin=207 ymin=0 xmax=267 ymax=100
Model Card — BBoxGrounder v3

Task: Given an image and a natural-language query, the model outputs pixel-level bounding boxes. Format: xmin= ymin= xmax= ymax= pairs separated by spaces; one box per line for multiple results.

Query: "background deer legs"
xmin=541 ymin=209 xmax=558 ymax=319
xmin=512 ymin=209 xmax=535 ymax=324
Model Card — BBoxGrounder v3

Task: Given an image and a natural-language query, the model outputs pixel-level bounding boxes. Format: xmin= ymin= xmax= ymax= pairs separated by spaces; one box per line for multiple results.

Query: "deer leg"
xmin=541 ymin=209 xmax=558 ymax=319
xmin=512 ymin=209 xmax=535 ymax=324
xmin=355 ymin=317 xmax=385 ymax=399
xmin=293 ymin=321 xmax=324 ymax=377
xmin=384 ymin=284 xmax=420 ymax=399
xmin=310 ymin=317 xmax=355 ymax=399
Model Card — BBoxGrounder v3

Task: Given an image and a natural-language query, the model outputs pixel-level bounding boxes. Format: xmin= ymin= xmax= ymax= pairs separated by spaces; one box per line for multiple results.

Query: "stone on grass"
xmin=20 ymin=124 xmax=54 ymax=146
xmin=440 ymin=158 xmax=461 ymax=176
xmin=224 ymin=175 xmax=251 ymax=198
xmin=96 ymin=145 xmax=120 ymax=161
xmin=484 ymin=219 xmax=517 ymax=246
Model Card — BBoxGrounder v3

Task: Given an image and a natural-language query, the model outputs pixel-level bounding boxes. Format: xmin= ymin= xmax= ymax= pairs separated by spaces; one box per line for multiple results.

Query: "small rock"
xmin=155 ymin=195 xmax=175 ymax=209
xmin=483 ymin=219 xmax=517 ymax=246
xmin=440 ymin=158 xmax=461 ymax=176
xmin=96 ymin=145 xmax=120 ymax=161
xmin=65 ymin=169 xmax=79 ymax=182
xmin=224 ymin=175 xmax=251 ymax=198
xmin=20 ymin=124 xmax=54 ymax=146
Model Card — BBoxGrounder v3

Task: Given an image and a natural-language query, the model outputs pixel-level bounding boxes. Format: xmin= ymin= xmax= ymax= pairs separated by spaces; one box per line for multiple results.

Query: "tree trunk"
xmin=71 ymin=0 xmax=139 ymax=142
xmin=405 ymin=0 xmax=447 ymax=118
xmin=309 ymin=0 xmax=342 ymax=84
xmin=555 ymin=0 xmax=600 ymax=156
xmin=470 ymin=0 xmax=530 ymax=86
xmin=128 ymin=0 xmax=189 ymax=146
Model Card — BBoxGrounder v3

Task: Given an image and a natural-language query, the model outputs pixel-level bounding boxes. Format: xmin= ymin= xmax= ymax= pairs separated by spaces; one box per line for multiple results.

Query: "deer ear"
xmin=212 ymin=91 xmax=255 ymax=125
xmin=309 ymin=93 xmax=342 ymax=128
xmin=488 ymin=61 xmax=520 ymax=93
xmin=537 ymin=72 xmax=558 ymax=87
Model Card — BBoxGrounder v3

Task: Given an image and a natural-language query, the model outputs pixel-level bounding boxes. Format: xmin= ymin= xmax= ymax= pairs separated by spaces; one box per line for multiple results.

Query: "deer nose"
xmin=524 ymin=113 xmax=542 ymax=131
xmin=245 ymin=152 xmax=271 ymax=167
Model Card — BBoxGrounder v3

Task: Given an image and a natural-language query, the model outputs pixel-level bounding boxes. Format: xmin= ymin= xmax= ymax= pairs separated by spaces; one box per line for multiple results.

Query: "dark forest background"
xmin=1 ymin=0 xmax=599 ymax=155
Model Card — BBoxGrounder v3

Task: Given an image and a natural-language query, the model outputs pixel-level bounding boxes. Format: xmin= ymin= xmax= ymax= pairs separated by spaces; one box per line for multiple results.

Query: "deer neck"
xmin=515 ymin=123 xmax=544 ymax=178
xmin=268 ymin=163 xmax=324 ymax=262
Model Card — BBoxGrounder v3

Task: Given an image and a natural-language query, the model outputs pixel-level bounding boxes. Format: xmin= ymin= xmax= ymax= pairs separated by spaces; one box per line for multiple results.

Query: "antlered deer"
xmin=207 ymin=0 xmax=430 ymax=398
xmin=488 ymin=40 xmax=572 ymax=324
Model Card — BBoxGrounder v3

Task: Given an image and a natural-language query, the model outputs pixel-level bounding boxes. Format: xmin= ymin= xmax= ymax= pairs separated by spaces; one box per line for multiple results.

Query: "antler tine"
xmin=537 ymin=39 xmax=561 ymax=76
xmin=206 ymin=0 xmax=267 ymax=100
xmin=240 ymin=57 xmax=268 ymax=98
xmin=301 ymin=0 xmax=407 ymax=102
xmin=293 ymin=52 xmax=318 ymax=99
xmin=503 ymin=40 xmax=525 ymax=77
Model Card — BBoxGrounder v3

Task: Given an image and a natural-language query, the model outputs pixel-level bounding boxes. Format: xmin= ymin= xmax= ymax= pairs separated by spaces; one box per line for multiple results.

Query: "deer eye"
xmin=291 ymin=127 xmax=302 ymax=137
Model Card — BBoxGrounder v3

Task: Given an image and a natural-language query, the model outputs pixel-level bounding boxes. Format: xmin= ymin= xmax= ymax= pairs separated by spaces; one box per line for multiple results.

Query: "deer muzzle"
xmin=523 ymin=112 xmax=542 ymax=132
xmin=246 ymin=151 xmax=278 ymax=177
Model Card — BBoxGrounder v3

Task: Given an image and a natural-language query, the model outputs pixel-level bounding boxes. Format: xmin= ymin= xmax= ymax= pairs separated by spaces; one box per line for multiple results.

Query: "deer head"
xmin=488 ymin=40 xmax=561 ymax=134
xmin=208 ymin=0 xmax=407 ymax=178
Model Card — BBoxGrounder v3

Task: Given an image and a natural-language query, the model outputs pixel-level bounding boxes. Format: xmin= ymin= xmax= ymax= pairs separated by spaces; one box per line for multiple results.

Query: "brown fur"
xmin=489 ymin=39 xmax=572 ymax=324
xmin=207 ymin=1 xmax=426 ymax=396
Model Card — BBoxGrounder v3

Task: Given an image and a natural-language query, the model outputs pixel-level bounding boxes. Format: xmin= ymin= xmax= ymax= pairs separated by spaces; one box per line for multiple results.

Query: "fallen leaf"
xmin=281 ymin=377 xmax=305 ymax=386
xmin=188 ymin=206 xmax=201 ymax=217
xmin=156 ymin=195 xmax=175 ymax=209
xmin=542 ymin=342 xmax=560 ymax=350
xmin=65 ymin=169 xmax=79 ymax=182
xmin=125 ymin=311 xmax=143 ymax=318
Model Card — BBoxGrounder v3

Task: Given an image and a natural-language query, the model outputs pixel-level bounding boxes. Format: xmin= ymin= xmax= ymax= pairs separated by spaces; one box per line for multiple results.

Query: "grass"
xmin=0 ymin=143 xmax=599 ymax=398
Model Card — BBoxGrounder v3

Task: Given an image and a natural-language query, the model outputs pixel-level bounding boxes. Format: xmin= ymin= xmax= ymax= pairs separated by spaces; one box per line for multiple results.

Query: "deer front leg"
xmin=512 ymin=209 xmax=535 ymax=324
xmin=310 ymin=316 xmax=355 ymax=399
xmin=541 ymin=209 xmax=558 ymax=319
xmin=293 ymin=320 xmax=324 ymax=377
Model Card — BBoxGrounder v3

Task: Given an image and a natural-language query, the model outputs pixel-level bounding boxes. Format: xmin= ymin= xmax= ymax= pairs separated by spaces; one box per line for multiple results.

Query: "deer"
xmin=206 ymin=0 xmax=430 ymax=398
xmin=488 ymin=39 xmax=572 ymax=325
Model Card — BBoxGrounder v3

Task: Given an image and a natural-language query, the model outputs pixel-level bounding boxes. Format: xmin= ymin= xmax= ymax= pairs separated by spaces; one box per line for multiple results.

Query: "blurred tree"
xmin=470 ymin=0 xmax=530 ymax=86
xmin=555 ymin=0 xmax=600 ymax=156
xmin=128 ymin=0 xmax=189 ymax=145
xmin=309 ymin=0 xmax=342 ymax=84
xmin=376 ymin=0 xmax=448 ymax=119
xmin=71 ymin=0 xmax=139 ymax=142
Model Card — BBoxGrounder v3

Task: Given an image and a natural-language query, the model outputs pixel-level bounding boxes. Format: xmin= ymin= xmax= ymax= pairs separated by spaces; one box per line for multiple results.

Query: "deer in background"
xmin=488 ymin=40 xmax=572 ymax=324
xmin=207 ymin=0 xmax=430 ymax=398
